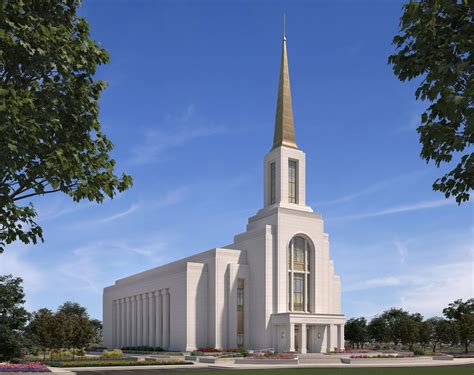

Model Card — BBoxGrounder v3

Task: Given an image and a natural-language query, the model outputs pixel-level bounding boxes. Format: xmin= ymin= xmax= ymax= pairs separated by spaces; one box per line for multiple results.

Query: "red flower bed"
xmin=0 ymin=361 xmax=51 ymax=372
xmin=196 ymin=347 xmax=222 ymax=353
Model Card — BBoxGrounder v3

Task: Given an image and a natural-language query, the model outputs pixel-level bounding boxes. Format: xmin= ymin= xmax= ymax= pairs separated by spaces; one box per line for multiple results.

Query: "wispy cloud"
xmin=394 ymin=240 xmax=408 ymax=263
xmin=57 ymin=236 xmax=169 ymax=294
xmin=345 ymin=276 xmax=401 ymax=292
xmin=332 ymin=198 xmax=454 ymax=221
xmin=318 ymin=170 xmax=424 ymax=206
xmin=98 ymin=203 xmax=141 ymax=223
xmin=132 ymin=105 xmax=228 ymax=165
xmin=83 ymin=187 xmax=187 ymax=226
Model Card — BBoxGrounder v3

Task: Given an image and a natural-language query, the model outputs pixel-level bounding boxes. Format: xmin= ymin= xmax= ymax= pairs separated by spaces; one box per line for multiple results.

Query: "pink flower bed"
xmin=350 ymin=354 xmax=398 ymax=359
xmin=340 ymin=349 xmax=369 ymax=353
xmin=0 ymin=362 xmax=50 ymax=372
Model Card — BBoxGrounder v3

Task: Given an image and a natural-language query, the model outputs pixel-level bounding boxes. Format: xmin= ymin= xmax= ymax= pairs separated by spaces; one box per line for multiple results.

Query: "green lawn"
xmin=74 ymin=366 xmax=474 ymax=375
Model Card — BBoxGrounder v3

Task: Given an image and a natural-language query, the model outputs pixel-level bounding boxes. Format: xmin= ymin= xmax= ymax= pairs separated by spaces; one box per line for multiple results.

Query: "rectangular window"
xmin=288 ymin=272 xmax=292 ymax=311
xmin=237 ymin=279 xmax=244 ymax=347
xmin=293 ymin=274 xmax=304 ymax=311
xmin=270 ymin=162 xmax=276 ymax=205
xmin=288 ymin=160 xmax=298 ymax=203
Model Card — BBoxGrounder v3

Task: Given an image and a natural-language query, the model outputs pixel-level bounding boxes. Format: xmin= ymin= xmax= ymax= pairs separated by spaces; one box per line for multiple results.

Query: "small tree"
xmin=345 ymin=317 xmax=368 ymax=349
xmin=27 ymin=308 xmax=55 ymax=359
xmin=57 ymin=301 xmax=93 ymax=358
xmin=368 ymin=316 xmax=389 ymax=346
xmin=418 ymin=320 xmax=431 ymax=350
xmin=443 ymin=298 xmax=474 ymax=353
xmin=0 ymin=275 xmax=30 ymax=360
xmin=398 ymin=316 xmax=420 ymax=350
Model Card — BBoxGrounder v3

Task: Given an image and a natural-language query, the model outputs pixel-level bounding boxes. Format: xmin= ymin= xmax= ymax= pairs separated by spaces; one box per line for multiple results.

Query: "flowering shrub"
xmin=0 ymin=362 xmax=51 ymax=372
xmin=45 ymin=360 xmax=192 ymax=367
xmin=350 ymin=354 xmax=398 ymax=359
xmin=343 ymin=349 xmax=369 ymax=353
xmin=248 ymin=351 xmax=296 ymax=360
xmin=196 ymin=347 xmax=222 ymax=353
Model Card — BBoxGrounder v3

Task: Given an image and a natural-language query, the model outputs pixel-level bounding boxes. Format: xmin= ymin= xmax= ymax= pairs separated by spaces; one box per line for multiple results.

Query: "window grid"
xmin=270 ymin=162 xmax=276 ymax=205
xmin=237 ymin=279 xmax=244 ymax=348
xmin=288 ymin=160 xmax=298 ymax=203
xmin=288 ymin=236 xmax=311 ymax=313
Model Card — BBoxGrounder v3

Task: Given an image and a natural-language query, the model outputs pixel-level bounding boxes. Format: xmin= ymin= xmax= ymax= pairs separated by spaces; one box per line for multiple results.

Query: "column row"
xmin=112 ymin=289 xmax=170 ymax=350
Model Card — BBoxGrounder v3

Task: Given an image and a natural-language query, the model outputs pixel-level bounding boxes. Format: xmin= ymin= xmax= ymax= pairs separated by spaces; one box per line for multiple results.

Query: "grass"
xmin=70 ymin=366 xmax=473 ymax=374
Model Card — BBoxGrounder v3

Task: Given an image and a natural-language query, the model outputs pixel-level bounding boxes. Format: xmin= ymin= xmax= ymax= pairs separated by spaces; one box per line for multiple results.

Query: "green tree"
xmin=443 ymin=298 xmax=474 ymax=353
xmin=0 ymin=275 xmax=30 ymax=360
xmin=89 ymin=319 xmax=103 ymax=345
xmin=398 ymin=316 xmax=420 ymax=350
xmin=0 ymin=0 xmax=132 ymax=253
xmin=418 ymin=320 xmax=431 ymax=349
xmin=57 ymin=302 xmax=93 ymax=359
xmin=426 ymin=317 xmax=448 ymax=352
xmin=27 ymin=308 xmax=55 ymax=359
xmin=345 ymin=317 xmax=368 ymax=349
xmin=389 ymin=1 xmax=473 ymax=204
xmin=368 ymin=316 xmax=389 ymax=345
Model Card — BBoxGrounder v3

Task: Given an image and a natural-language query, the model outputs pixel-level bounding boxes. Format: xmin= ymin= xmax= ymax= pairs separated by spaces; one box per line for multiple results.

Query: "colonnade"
xmin=112 ymin=289 xmax=170 ymax=349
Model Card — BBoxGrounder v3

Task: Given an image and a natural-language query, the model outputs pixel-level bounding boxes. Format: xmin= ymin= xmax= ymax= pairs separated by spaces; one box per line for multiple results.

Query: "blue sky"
xmin=2 ymin=0 xmax=472 ymax=321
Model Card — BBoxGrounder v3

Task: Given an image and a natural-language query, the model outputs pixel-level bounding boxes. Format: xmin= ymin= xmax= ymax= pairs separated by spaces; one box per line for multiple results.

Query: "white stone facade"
xmin=103 ymin=35 xmax=345 ymax=353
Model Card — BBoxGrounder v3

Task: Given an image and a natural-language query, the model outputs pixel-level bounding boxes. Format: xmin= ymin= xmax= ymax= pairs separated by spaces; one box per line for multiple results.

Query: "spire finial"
xmin=272 ymin=19 xmax=297 ymax=150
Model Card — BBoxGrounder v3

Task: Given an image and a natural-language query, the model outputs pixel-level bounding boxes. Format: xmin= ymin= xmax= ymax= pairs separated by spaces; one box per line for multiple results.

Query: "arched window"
xmin=288 ymin=236 xmax=311 ymax=312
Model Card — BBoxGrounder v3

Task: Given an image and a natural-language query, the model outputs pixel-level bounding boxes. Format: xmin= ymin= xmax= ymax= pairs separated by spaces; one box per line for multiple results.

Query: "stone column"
xmin=116 ymin=299 xmax=122 ymax=348
xmin=126 ymin=297 xmax=132 ymax=347
xmin=288 ymin=323 xmax=295 ymax=352
xmin=148 ymin=292 xmax=155 ymax=347
xmin=338 ymin=324 xmax=345 ymax=350
xmin=112 ymin=300 xmax=117 ymax=348
xmin=300 ymin=323 xmax=307 ymax=354
xmin=142 ymin=294 xmax=148 ymax=347
xmin=155 ymin=291 xmax=162 ymax=349
xmin=162 ymin=289 xmax=170 ymax=350
xmin=121 ymin=299 xmax=126 ymax=348
xmin=137 ymin=295 xmax=143 ymax=346
xmin=131 ymin=296 xmax=137 ymax=347
xmin=326 ymin=324 xmax=333 ymax=353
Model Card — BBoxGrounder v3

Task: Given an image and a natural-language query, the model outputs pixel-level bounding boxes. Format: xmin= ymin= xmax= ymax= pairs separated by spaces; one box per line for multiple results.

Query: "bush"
xmin=120 ymin=346 xmax=163 ymax=352
xmin=102 ymin=349 xmax=123 ymax=358
xmin=413 ymin=348 xmax=425 ymax=356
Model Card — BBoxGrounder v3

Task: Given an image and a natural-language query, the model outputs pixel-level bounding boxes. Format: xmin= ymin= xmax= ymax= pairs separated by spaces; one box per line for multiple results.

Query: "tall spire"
xmin=272 ymin=17 xmax=297 ymax=150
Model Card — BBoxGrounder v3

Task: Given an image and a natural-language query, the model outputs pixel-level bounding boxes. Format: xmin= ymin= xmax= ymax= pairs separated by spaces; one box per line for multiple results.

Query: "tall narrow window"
xmin=288 ymin=160 xmax=298 ymax=203
xmin=270 ymin=162 xmax=276 ymax=205
xmin=237 ymin=279 xmax=244 ymax=347
xmin=288 ymin=236 xmax=311 ymax=312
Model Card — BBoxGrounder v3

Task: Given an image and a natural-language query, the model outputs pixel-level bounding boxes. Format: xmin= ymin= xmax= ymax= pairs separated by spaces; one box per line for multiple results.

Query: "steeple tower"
xmin=272 ymin=18 xmax=297 ymax=150
xmin=262 ymin=23 xmax=312 ymax=212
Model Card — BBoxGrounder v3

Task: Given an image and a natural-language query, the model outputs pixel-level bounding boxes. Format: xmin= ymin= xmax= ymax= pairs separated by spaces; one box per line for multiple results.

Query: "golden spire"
xmin=272 ymin=16 xmax=297 ymax=150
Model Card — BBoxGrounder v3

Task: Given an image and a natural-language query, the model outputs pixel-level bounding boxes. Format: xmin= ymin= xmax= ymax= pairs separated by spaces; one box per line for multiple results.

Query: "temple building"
xmin=103 ymin=31 xmax=345 ymax=353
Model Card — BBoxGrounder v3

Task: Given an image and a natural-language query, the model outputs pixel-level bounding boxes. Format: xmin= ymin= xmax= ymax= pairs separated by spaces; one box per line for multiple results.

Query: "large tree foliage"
xmin=443 ymin=298 xmax=474 ymax=353
xmin=389 ymin=0 xmax=473 ymax=204
xmin=0 ymin=0 xmax=132 ymax=252
xmin=345 ymin=317 xmax=369 ymax=349
xmin=0 ymin=275 xmax=30 ymax=360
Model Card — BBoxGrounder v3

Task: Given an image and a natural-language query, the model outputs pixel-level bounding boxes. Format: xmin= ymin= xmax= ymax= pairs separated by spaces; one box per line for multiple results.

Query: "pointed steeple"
xmin=272 ymin=18 xmax=298 ymax=150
